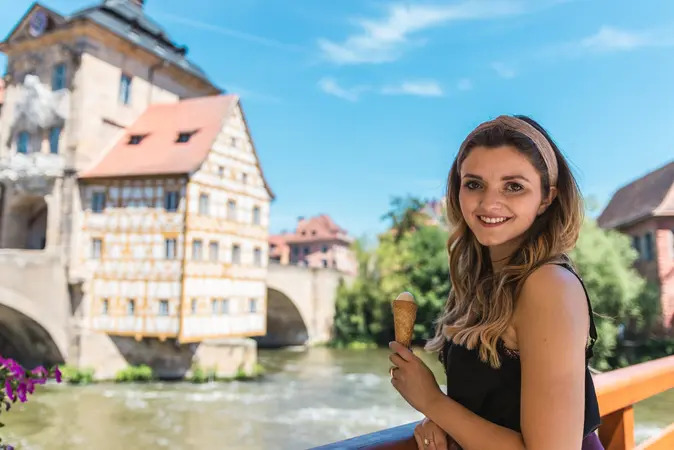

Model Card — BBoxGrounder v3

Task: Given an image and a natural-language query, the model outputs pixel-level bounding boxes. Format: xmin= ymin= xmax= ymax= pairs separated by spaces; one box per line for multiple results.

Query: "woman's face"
xmin=458 ymin=145 xmax=552 ymax=258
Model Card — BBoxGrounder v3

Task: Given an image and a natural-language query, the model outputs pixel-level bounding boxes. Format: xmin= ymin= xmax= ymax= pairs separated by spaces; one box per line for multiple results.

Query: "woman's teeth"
xmin=479 ymin=216 xmax=510 ymax=224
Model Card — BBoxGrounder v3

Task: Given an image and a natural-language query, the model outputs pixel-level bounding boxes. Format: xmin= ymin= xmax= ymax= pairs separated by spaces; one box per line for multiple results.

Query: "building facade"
xmin=0 ymin=0 xmax=274 ymax=377
xmin=598 ymin=160 xmax=674 ymax=329
xmin=269 ymin=215 xmax=358 ymax=275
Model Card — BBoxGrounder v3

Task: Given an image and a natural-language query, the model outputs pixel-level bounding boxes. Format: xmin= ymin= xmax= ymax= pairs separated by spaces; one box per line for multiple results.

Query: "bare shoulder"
xmin=514 ymin=264 xmax=589 ymax=340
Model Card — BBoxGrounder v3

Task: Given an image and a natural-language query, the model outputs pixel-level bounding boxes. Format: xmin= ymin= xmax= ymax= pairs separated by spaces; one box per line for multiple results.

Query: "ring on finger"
xmin=423 ymin=437 xmax=430 ymax=447
xmin=389 ymin=366 xmax=397 ymax=377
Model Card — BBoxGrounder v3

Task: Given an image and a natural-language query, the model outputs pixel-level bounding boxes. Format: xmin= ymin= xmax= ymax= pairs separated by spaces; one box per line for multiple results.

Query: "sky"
xmin=1 ymin=0 xmax=673 ymax=238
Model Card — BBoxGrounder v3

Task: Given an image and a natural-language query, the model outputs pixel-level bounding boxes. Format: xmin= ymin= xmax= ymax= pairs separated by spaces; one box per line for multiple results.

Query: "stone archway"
xmin=0 ymin=285 xmax=68 ymax=369
xmin=3 ymin=194 xmax=48 ymax=249
xmin=0 ymin=303 xmax=64 ymax=369
xmin=254 ymin=288 xmax=310 ymax=348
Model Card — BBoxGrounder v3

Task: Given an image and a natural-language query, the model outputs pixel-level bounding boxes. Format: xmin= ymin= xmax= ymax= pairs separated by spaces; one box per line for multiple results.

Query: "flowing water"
xmin=1 ymin=348 xmax=672 ymax=449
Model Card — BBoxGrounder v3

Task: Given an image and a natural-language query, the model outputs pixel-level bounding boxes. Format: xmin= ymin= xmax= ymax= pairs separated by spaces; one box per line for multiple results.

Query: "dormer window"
xmin=176 ymin=131 xmax=197 ymax=143
xmin=128 ymin=134 xmax=146 ymax=145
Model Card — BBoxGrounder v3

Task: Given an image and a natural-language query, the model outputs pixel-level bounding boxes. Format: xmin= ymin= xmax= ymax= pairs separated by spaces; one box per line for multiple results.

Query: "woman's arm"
xmin=422 ymin=265 xmax=589 ymax=450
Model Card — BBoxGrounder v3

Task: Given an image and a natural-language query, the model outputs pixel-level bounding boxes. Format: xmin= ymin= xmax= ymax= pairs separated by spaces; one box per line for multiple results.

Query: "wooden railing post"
xmin=598 ymin=405 xmax=635 ymax=450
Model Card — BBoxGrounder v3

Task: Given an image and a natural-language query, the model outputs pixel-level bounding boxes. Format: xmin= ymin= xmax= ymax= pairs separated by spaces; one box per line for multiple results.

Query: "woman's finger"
xmin=389 ymin=352 xmax=405 ymax=366
xmin=413 ymin=426 xmax=424 ymax=450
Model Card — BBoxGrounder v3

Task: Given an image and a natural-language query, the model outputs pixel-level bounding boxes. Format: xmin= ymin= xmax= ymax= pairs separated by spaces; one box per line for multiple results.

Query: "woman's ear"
xmin=538 ymin=186 xmax=557 ymax=215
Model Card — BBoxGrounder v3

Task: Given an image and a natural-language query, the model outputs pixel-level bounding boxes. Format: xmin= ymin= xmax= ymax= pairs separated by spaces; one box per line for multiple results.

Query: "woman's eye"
xmin=463 ymin=180 xmax=481 ymax=190
xmin=505 ymin=182 xmax=523 ymax=192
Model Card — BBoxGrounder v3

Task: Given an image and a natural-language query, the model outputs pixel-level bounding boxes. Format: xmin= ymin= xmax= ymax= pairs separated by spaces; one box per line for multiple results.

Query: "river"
xmin=2 ymin=348 xmax=672 ymax=449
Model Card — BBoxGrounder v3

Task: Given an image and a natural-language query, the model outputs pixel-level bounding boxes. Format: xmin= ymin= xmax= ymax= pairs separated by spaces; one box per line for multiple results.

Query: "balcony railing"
xmin=313 ymin=355 xmax=674 ymax=450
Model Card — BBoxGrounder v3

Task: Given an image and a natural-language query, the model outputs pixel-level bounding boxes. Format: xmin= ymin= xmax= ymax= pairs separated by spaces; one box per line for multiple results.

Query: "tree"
xmin=570 ymin=218 xmax=660 ymax=369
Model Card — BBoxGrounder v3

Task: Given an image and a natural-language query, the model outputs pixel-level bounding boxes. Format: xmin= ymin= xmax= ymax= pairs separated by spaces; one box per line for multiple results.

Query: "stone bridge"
xmin=0 ymin=256 xmax=350 ymax=369
xmin=0 ymin=250 xmax=71 ymax=368
xmin=257 ymin=263 xmax=353 ymax=348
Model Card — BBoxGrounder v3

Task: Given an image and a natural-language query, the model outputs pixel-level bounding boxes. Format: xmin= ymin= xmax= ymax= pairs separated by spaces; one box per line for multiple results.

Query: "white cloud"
xmin=317 ymin=1 xmax=527 ymax=65
xmin=579 ymin=26 xmax=673 ymax=53
xmin=457 ymin=78 xmax=473 ymax=91
xmin=317 ymin=77 xmax=368 ymax=102
xmin=223 ymin=83 xmax=281 ymax=104
xmin=491 ymin=62 xmax=516 ymax=78
xmin=381 ymin=80 xmax=445 ymax=97
xmin=155 ymin=13 xmax=305 ymax=53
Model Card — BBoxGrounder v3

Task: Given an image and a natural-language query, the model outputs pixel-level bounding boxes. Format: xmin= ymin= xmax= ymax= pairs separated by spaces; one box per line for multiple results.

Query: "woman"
xmin=388 ymin=115 xmax=603 ymax=450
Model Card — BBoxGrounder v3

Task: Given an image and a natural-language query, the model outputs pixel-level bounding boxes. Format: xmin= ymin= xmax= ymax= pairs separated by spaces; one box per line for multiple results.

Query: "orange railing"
xmin=313 ymin=355 xmax=674 ymax=450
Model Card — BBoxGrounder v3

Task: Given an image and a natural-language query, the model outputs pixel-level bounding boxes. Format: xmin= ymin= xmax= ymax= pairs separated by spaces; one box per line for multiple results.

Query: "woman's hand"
xmin=389 ymin=341 xmax=443 ymax=414
xmin=414 ymin=418 xmax=451 ymax=449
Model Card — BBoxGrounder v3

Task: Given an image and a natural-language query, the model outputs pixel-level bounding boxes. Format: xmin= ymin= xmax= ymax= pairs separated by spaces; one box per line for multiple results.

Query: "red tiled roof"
xmin=597 ymin=160 xmax=674 ymax=229
xmin=281 ymin=214 xmax=352 ymax=244
xmin=79 ymin=94 xmax=274 ymax=199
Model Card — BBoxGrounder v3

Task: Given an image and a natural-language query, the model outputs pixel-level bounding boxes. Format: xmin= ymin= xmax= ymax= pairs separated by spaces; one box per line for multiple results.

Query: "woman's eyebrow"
xmin=462 ymin=173 xmax=530 ymax=182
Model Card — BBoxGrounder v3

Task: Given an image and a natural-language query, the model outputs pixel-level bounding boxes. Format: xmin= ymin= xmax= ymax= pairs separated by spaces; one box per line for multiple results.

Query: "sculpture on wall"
xmin=0 ymin=75 xmax=66 ymax=194
xmin=12 ymin=74 xmax=69 ymax=133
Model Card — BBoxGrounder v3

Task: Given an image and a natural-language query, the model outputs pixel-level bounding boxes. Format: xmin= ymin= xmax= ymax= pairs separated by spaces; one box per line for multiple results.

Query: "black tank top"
xmin=439 ymin=262 xmax=601 ymax=438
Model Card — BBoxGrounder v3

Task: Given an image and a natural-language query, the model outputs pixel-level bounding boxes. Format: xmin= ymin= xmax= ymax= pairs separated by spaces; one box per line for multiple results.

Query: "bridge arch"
xmin=256 ymin=287 xmax=310 ymax=348
xmin=0 ymin=285 xmax=67 ymax=368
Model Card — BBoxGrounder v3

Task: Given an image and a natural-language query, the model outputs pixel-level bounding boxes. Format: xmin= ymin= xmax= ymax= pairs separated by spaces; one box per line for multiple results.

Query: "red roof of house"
xmin=275 ymin=215 xmax=353 ymax=244
xmin=597 ymin=160 xmax=674 ymax=229
xmin=79 ymin=94 xmax=274 ymax=199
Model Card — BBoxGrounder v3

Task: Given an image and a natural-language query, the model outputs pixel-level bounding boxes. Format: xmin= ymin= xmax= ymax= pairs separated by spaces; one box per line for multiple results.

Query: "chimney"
xmin=130 ymin=0 xmax=145 ymax=8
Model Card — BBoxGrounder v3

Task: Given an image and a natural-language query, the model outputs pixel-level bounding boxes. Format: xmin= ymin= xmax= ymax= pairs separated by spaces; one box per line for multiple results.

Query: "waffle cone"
xmin=393 ymin=299 xmax=417 ymax=348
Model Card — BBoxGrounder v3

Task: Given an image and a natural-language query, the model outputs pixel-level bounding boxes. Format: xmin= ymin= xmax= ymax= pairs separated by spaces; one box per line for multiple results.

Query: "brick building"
xmin=269 ymin=215 xmax=358 ymax=275
xmin=597 ymin=160 xmax=674 ymax=328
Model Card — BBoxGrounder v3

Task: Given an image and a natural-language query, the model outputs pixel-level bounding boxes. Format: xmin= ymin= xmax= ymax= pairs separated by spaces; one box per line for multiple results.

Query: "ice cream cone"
xmin=392 ymin=291 xmax=417 ymax=348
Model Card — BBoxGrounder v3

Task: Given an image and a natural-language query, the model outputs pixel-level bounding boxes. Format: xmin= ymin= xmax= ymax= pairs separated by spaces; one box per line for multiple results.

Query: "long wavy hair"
xmin=425 ymin=115 xmax=585 ymax=368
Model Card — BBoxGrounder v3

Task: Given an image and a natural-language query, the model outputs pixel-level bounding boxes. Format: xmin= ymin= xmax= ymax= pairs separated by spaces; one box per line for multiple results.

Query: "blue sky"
xmin=2 ymin=0 xmax=674 ymax=238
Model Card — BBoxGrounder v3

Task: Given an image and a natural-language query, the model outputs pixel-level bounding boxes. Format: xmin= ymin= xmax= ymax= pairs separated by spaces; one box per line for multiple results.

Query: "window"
xmin=632 ymin=236 xmax=642 ymax=258
xmin=164 ymin=191 xmax=179 ymax=212
xmin=303 ymin=247 xmax=309 ymax=255
xmin=241 ymin=172 xmax=248 ymax=184
xmin=192 ymin=240 xmax=203 ymax=260
xmin=218 ymin=166 xmax=225 ymax=177
xmin=253 ymin=247 xmax=262 ymax=267
xmin=209 ymin=241 xmax=219 ymax=262
xmin=220 ymin=299 xmax=230 ymax=314
xmin=232 ymin=244 xmax=241 ymax=264
xmin=119 ymin=74 xmax=132 ymax=105
xmin=211 ymin=299 xmax=218 ymax=314
xmin=292 ymin=246 xmax=299 ymax=256
xmin=159 ymin=299 xmax=169 ymax=316
xmin=91 ymin=238 xmax=103 ymax=259
xmin=165 ymin=238 xmax=177 ymax=259
xmin=230 ymin=137 xmax=237 ymax=147
xmin=101 ymin=299 xmax=109 ymax=315
xmin=643 ymin=232 xmax=654 ymax=261
xmin=127 ymin=299 xmax=135 ymax=316
xmin=91 ymin=192 xmax=106 ymax=213
xmin=322 ymin=259 xmax=328 ymax=268
xmin=49 ymin=127 xmax=61 ymax=154
xmin=227 ymin=200 xmax=236 ymax=220
xmin=252 ymin=206 xmax=261 ymax=225
xmin=248 ymin=298 xmax=258 ymax=313
xmin=51 ymin=63 xmax=67 ymax=90
xmin=128 ymin=134 xmax=145 ymax=145
xmin=16 ymin=131 xmax=29 ymax=154
xmin=191 ymin=298 xmax=198 ymax=314
xmin=199 ymin=193 xmax=209 ymax=215
xmin=322 ymin=245 xmax=328 ymax=253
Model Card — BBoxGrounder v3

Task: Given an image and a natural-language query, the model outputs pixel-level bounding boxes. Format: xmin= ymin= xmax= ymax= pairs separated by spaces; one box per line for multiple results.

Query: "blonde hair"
xmin=425 ymin=116 xmax=584 ymax=368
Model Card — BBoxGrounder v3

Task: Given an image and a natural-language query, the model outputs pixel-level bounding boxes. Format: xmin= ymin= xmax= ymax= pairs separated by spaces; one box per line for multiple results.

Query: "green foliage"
xmin=60 ymin=365 xmax=95 ymax=385
xmin=188 ymin=363 xmax=217 ymax=384
xmin=332 ymin=196 xmax=450 ymax=348
xmin=570 ymin=218 xmax=661 ymax=369
xmin=114 ymin=365 xmax=153 ymax=382
xmin=332 ymin=196 xmax=663 ymax=370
